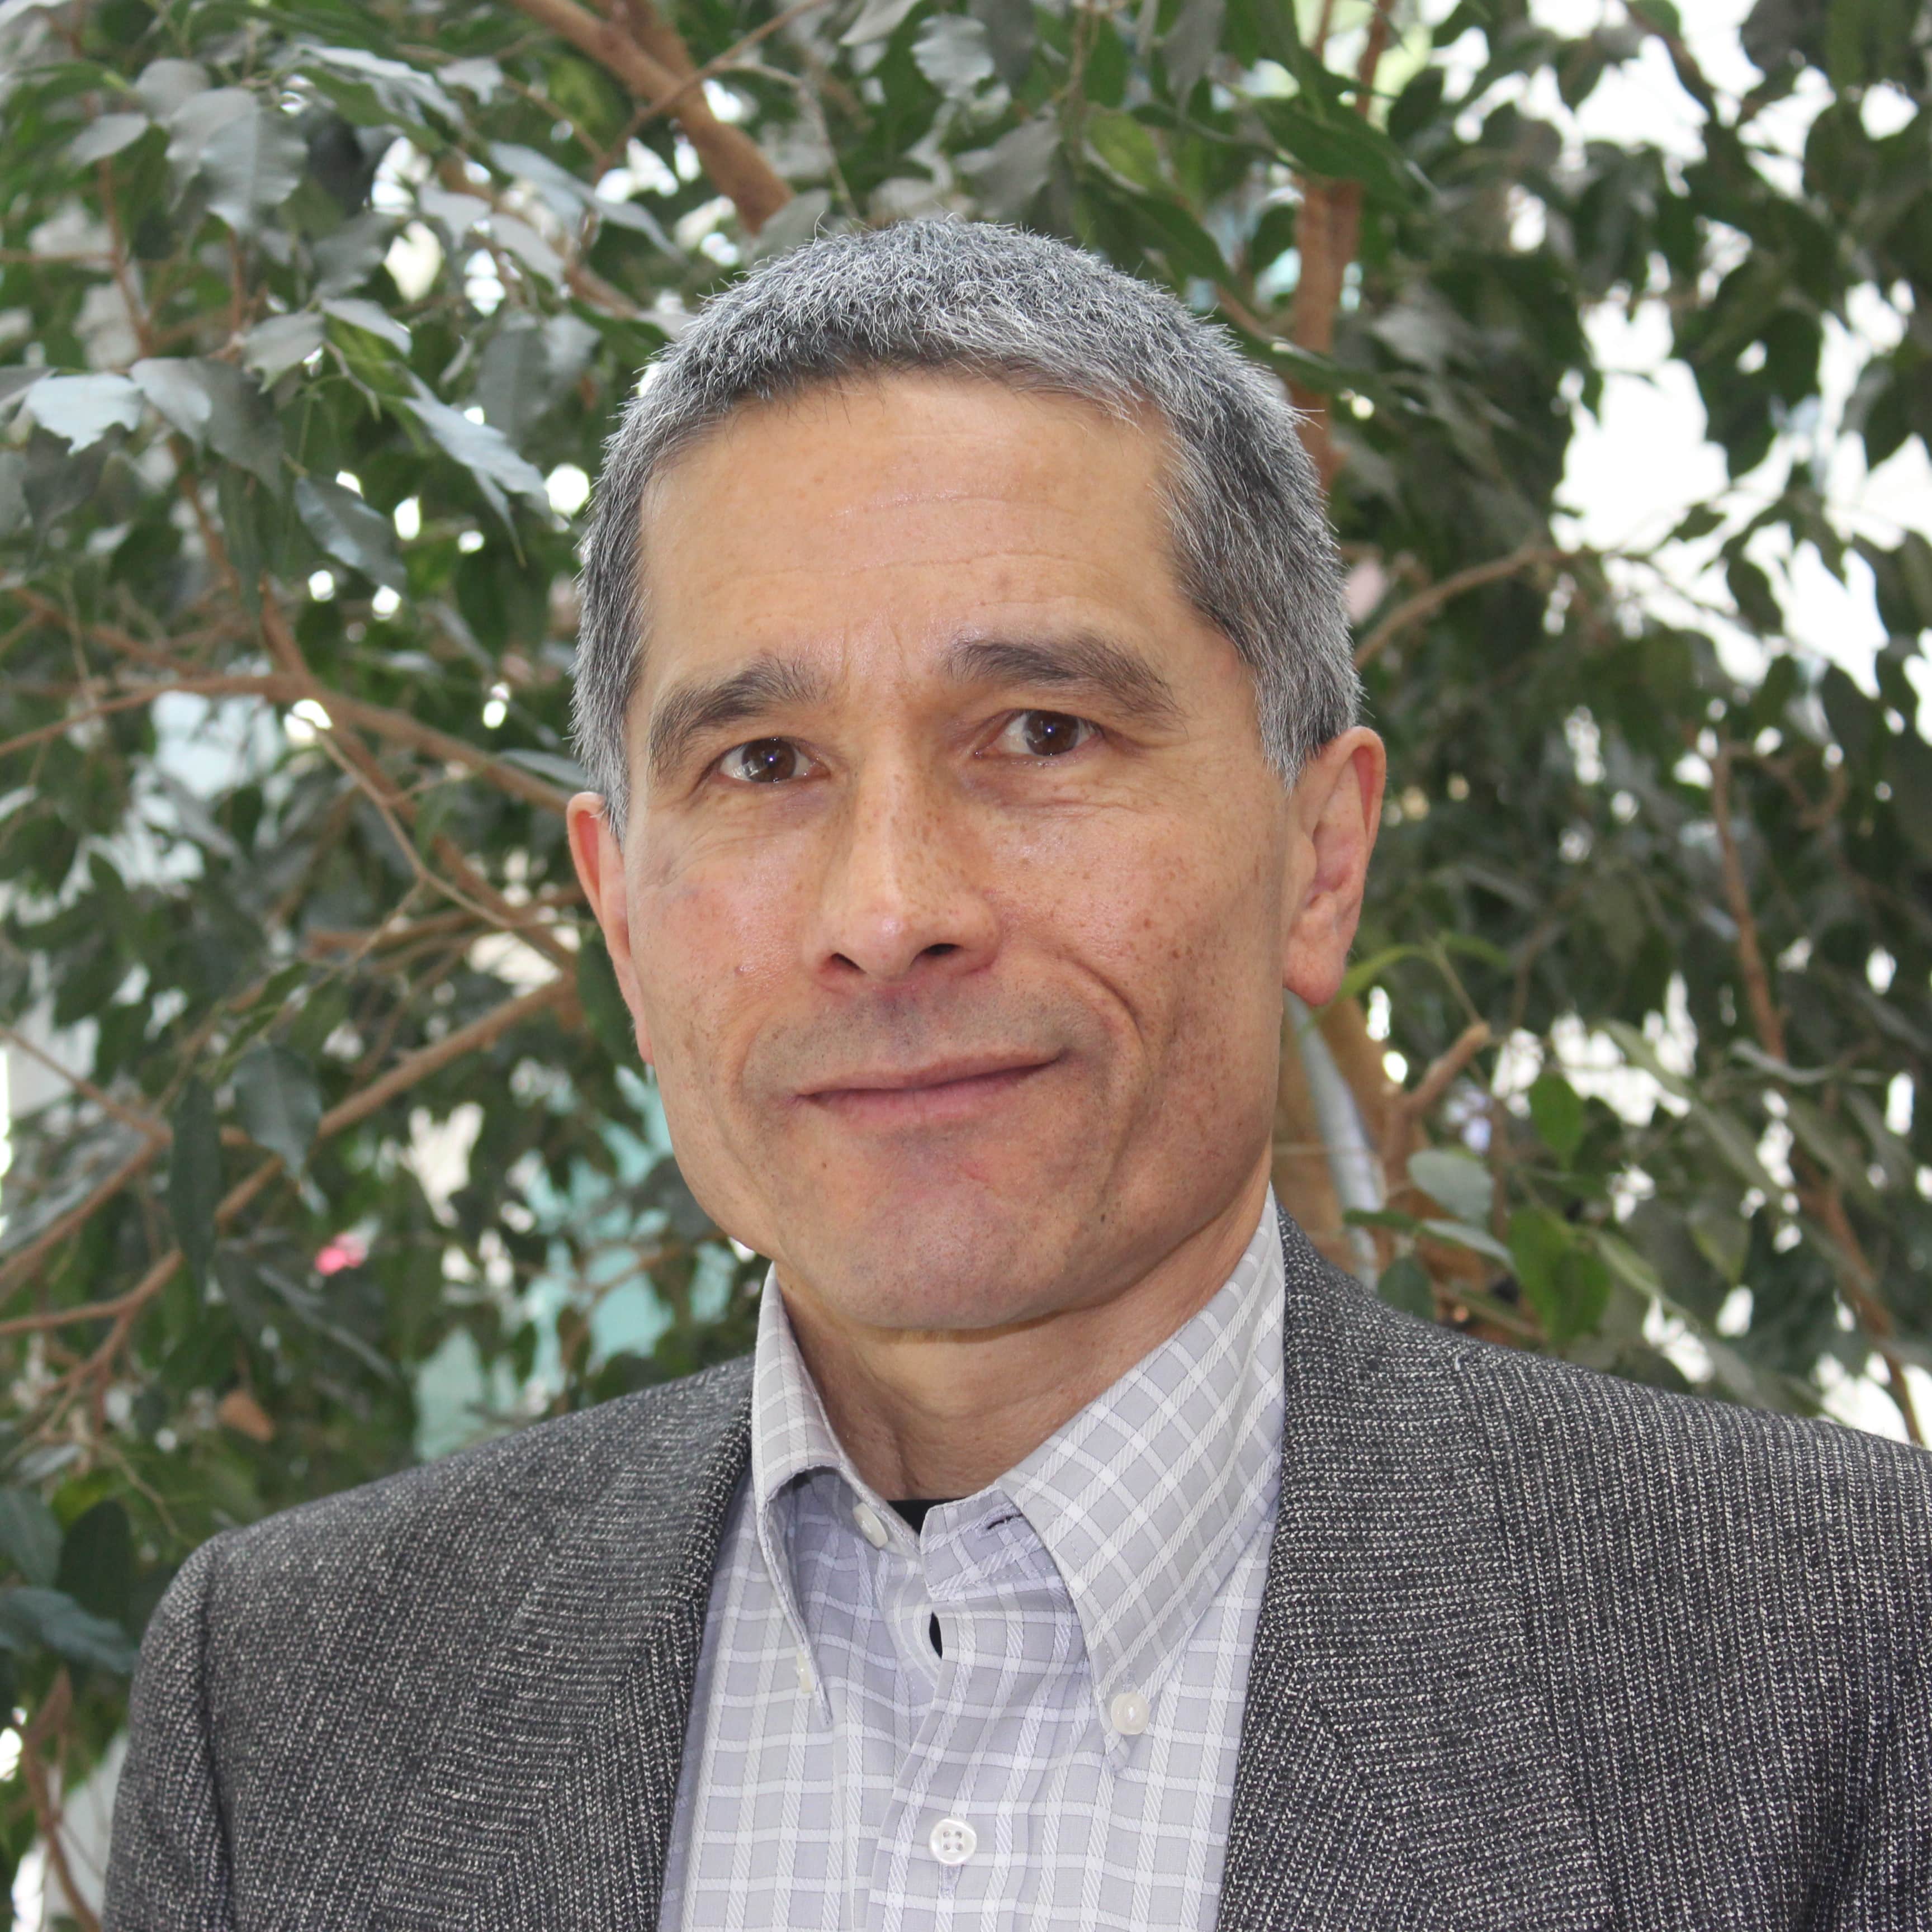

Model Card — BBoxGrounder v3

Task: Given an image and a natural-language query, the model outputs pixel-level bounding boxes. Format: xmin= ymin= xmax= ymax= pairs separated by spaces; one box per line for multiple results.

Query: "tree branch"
xmin=1710 ymin=744 xmax=1921 ymax=1444
xmin=0 ymin=670 xmax=573 ymax=818
xmin=633 ymin=0 xmax=837 ymax=126
xmin=20 ymin=1671 xmax=100 ymax=1932
xmin=508 ymin=0 xmax=792 ymax=231
xmin=3 ymin=977 xmax=576 ymax=1355
xmin=1281 ymin=0 xmax=1398 ymax=485
xmin=0 ymin=1141 xmax=162 ymax=1305
xmin=318 ymin=972 xmax=577 ymax=1139
xmin=1353 ymin=546 xmax=1576 ymax=669
xmin=1710 ymin=745 xmax=1785 ymax=1062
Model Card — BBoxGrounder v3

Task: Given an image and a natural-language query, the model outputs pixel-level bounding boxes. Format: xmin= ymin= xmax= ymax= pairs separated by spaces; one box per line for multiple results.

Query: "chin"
xmin=780 ymin=1177 xmax=1091 ymax=1333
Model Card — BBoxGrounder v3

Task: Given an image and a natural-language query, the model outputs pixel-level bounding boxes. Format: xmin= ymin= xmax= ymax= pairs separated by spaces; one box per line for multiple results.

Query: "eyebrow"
xmin=944 ymin=633 xmax=1183 ymax=729
xmin=644 ymin=629 xmax=1183 ymax=785
xmin=646 ymin=654 xmax=832 ymax=783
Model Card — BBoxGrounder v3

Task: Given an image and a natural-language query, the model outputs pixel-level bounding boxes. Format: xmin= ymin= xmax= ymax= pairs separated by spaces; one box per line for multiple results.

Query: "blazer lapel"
xmin=1217 ymin=1215 xmax=1614 ymax=1932
xmin=372 ymin=1361 xmax=753 ymax=1932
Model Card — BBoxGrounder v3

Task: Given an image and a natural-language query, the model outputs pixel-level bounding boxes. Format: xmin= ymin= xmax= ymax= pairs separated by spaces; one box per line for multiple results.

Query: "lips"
xmin=803 ymin=1052 xmax=1057 ymax=1098
xmin=798 ymin=1052 xmax=1060 ymax=1124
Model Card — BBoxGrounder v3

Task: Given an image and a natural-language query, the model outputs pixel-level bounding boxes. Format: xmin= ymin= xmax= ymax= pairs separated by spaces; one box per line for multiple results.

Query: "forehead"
xmin=632 ymin=374 xmax=1191 ymax=689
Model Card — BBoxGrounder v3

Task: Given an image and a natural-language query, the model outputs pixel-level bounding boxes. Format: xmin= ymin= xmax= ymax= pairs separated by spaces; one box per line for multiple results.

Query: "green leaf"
xmin=500 ymin=746 xmax=589 ymax=789
xmin=956 ymin=114 xmax=1059 ymax=219
xmin=1333 ymin=944 xmax=1426 ymax=1002
xmin=233 ymin=1044 xmax=323 ymax=1176
xmin=243 ymin=312 xmax=326 ymax=382
xmin=488 ymin=141 xmax=592 ymax=220
xmin=0 ymin=366 xmax=47 ymax=412
xmin=168 ymin=1078 xmax=221 ymax=1290
xmin=1087 ymin=111 xmax=1167 ymax=192
xmin=1407 ymin=1147 xmax=1491 ymax=1227
xmin=1375 ymin=1255 xmax=1434 ymax=1320
xmin=0 ymin=451 xmax=21 ymax=538
xmin=1686 ymin=1200 xmax=1748 ymax=1285
xmin=197 ymin=99 xmax=309 ymax=234
xmin=130 ymin=356 xmax=282 ymax=486
xmin=841 ymin=0 xmax=923 ymax=45
xmin=21 ymin=373 xmax=142 ymax=451
xmin=55 ymin=1499 xmax=132 ymax=1624
xmin=68 ymin=111 xmax=150 ymax=167
xmin=1784 ymin=1095 xmax=1877 ymax=1202
xmin=1884 ymin=730 xmax=1932 ymax=862
xmin=402 ymin=385 xmax=551 ymax=528
xmin=1689 ymin=1101 xmax=1782 ymax=1195
xmin=576 ymin=934 xmax=636 ymax=1063
xmin=1252 ymin=99 xmax=1424 ymax=206
xmin=1162 ymin=0 xmax=1225 ymax=100
xmin=968 ymin=0 xmax=1033 ymax=87
xmin=0 ymin=1587 xmax=138 ymax=1674
xmin=131 ymin=357 xmax=217 ymax=440
xmin=913 ymin=15 xmax=996 ymax=95
xmin=1725 ymin=553 xmax=1784 ymax=635
xmin=1418 ymin=1218 xmax=1513 ymax=1266
xmin=323 ymin=297 xmax=413 ymax=354
xmin=1508 ymin=1207 xmax=1569 ymax=1327
xmin=1527 ymin=1072 xmax=1586 ymax=1159
xmin=296 ymin=476 xmax=406 ymax=592
xmin=0 ymin=1489 xmax=61 ymax=1588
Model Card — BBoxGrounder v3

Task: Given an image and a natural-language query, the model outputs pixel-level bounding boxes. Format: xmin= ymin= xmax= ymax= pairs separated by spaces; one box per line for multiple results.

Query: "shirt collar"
xmin=747 ymin=1196 xmax=1286 ymax=1712
xmin=998 ymin=1200 xmax=1284 ymax=1715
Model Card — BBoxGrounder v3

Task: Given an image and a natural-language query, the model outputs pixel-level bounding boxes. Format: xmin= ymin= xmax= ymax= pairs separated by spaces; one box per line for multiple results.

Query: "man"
xmin=107 ymin=221 xmax=1930 ymax=1931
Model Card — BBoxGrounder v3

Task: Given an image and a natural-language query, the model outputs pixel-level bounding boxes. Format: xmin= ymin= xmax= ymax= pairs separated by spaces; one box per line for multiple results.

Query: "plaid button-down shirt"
xmin=660 ymin=1201 xmax=1286 ymax=1931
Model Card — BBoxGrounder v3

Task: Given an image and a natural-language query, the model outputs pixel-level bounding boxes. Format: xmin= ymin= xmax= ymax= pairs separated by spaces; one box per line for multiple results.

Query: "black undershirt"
xmin=889 ymin=1498 xmax=957 ymax=1658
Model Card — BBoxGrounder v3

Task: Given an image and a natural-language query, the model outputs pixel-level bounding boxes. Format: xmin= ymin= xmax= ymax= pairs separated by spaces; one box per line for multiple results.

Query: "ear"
xmin=1280 ymin=728 xmax=1386 ymax=1007
xmin=566 ymin=792 xmax=656 ymax=1066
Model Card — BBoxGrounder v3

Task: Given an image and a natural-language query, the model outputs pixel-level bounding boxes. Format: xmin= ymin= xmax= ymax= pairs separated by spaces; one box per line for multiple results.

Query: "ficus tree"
xmin=1 ymin=0 xmax=1928 ymax=1916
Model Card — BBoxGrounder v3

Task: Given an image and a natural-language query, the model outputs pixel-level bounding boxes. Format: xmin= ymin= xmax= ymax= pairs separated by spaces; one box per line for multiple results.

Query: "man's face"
xmin=572 ymin=374 xmax=1379 ymax=1334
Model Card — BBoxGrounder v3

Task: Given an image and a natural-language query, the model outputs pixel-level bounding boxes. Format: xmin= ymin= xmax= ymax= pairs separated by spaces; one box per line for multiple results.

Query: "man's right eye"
xmin=717 ymin=738 xmax=813 ymax=784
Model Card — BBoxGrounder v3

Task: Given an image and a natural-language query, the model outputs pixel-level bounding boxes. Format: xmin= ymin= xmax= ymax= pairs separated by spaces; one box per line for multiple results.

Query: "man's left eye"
xmin=718 ymin=738 xmax=815 ymax=784
xmin=994 ymin=711 xmax=1096 ymax=759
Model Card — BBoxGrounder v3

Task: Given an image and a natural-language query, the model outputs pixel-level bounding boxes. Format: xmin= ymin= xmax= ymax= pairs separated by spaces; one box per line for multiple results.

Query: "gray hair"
xmin=574 ymin=219 xmax=1358 ymax=827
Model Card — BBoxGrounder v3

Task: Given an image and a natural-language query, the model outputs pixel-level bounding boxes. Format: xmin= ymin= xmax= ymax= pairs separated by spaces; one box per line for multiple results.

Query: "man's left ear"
xmin=1280 ymin=727 xmax=1386 ymax=1007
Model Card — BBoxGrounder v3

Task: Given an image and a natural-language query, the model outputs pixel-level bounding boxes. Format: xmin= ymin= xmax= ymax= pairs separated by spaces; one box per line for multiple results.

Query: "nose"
xmin=806 ymin=764 xmax=999 ymax=984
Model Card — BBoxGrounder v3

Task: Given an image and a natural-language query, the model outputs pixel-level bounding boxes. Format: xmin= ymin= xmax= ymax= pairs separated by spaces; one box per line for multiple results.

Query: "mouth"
xmin=801 ymin=1053 xmax=1060 ymax=1125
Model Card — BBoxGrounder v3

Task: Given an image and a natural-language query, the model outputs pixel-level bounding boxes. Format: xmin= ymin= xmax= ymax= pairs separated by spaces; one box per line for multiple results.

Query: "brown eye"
xmin=1002 ymin=711 xmax=1094 ymax=758
xmin=721 ymin=738 xmax=808 ymax=784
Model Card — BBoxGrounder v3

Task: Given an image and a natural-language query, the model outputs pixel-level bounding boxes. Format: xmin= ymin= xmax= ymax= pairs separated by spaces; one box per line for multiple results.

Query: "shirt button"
xmin=853 ymin=1502 xmax=889 ymax=1549
xmin=794 ymin=1649 xmax=814 ymax=1694
xmin=1110 ymin=1688 xmax=1151 ymax=1736
xmin=929 ymin=1817 xmax=978 ymax=1865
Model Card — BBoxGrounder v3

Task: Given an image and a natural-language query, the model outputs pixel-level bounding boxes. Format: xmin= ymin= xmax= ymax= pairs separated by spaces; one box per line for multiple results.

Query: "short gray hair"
xmin=574 ymin=219 xmax=1357 ymax=827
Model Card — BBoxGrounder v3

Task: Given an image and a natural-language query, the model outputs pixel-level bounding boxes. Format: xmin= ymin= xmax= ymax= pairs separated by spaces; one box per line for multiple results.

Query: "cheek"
xmin=628 ymin=837 xmax=809 ymax=1044
xmin=986 ymin=801 xmax=1278 ymax=1004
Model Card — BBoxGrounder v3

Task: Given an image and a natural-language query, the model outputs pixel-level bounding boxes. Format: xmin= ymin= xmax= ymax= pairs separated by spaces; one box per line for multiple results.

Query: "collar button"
xmin=1109 ymin=1688 xmax=1151 ymax=1736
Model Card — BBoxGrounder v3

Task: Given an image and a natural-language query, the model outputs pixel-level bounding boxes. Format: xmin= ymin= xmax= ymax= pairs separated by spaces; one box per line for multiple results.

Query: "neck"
xmin=778 ymin=1168 xmax=1273 ymax=1498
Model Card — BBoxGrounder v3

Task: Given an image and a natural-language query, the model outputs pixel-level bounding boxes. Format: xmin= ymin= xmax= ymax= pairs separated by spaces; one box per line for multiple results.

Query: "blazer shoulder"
xmin=1429 ymin=1308 xmax=1932 ymax=1646
xmin=193 ymin=1351 xmax=754 ymax=1632
xmin=1300 ymin=1240 xmax=1932 ymax=1521
xmin=1290 ymin=1239 xmax=1932 ymax=1600
xmin=1451 ymin=1313 xmax=1932 ymax=1513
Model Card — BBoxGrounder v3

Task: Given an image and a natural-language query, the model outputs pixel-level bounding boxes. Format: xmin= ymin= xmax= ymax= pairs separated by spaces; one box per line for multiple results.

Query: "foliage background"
xmin=0 ymin=0 xmax=1928 ymax=1916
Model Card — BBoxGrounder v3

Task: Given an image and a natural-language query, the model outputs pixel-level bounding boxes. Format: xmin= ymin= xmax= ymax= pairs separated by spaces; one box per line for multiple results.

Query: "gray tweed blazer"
xmin=105 ymin=1214 xmax=1932 ymax=1930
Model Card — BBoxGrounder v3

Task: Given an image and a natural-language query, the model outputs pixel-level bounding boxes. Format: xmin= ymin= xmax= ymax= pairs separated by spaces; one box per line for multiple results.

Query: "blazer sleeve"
xmin=103 ymin=1536 xmax=236 ymax=1932
xmin=1830 ymin=1613 xmax=1932 ymax=1928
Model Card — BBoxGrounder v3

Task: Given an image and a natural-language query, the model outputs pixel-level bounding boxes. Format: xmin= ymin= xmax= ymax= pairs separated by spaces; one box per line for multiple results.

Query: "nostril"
xmin=920 ymin=943 xmax=959 ymax=960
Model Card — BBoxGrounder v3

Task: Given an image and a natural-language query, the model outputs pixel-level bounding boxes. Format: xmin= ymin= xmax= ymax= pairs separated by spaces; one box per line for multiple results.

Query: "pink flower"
xmin=315 ymin=1234 xmax=368 ymax=1276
